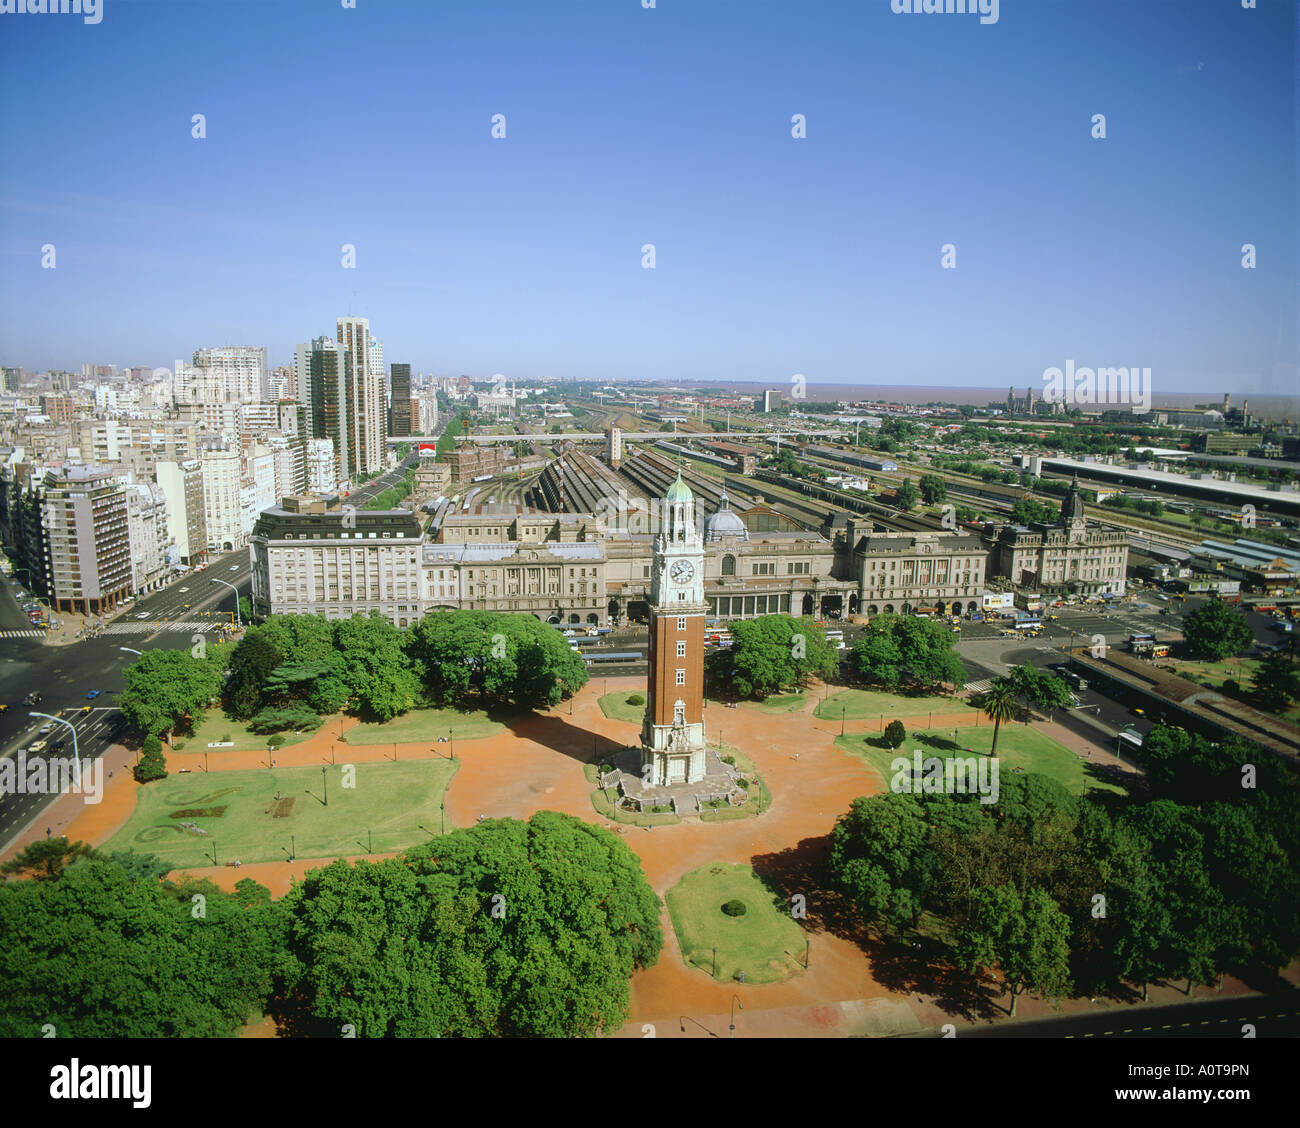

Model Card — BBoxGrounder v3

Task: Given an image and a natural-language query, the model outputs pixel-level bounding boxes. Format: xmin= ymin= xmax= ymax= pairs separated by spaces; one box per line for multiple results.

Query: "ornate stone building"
xmin=981 ymin=477 xmax=1128 ymax=596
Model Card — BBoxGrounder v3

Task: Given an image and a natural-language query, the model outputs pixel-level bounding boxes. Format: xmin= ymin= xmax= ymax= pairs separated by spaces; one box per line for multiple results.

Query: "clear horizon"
xmin=2 ymin=0 xmax=1295 ymax=397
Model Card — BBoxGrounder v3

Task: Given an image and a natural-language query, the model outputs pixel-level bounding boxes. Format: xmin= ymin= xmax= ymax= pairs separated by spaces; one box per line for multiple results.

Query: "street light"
xmin=211 ymin=578 xmax=241 ymax=627
xmin=29 ymin=711 xmax=80 ymax=789
xmin=322 ymin=764 xmax=328 ymax=806
xmin=119 ymin=646 xmax=142 ymax=656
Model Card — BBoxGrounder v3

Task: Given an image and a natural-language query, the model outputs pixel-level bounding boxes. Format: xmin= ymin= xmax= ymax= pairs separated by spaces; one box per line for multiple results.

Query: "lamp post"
xmin=29 ymin=712 xmax=81 ymax=789
xmin=322 ymin=764 xmax=328 ymax=806
xmin=730 ymin=995 xmax=743 ymax=1039
xmin=441 ymin=799 xmax=446 ymax=835
xmin=211 ymin=578 xmax=241 ymax=627
xmin=841 ymin=704 xmax=846 ymax=736
xmin=119 ymin=646 xmax=142 ymax=656
xmin=449 ymin=728 xmax=455 ymax=761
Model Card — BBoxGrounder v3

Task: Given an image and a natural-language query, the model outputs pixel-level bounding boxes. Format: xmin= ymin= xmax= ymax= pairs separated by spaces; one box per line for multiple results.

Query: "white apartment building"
xmin=241 ymin=444 xmax=277 ymax=540
xmin=306 ymin=438 xmax=336 ymax=495
xmin=126 ymin=481 xmax=170 ymax=593
xmin=265 ymin=434 xmax=305 ymax=501
xmin=174 ymin=346 xmax=268 ymax=404
xmin=336 ymin=316 xmax=385 ymax=479
xmin=201 ymin=446 xmax=243 ymax=551
xmin=156 ymin=458 xmax=208 ymax=564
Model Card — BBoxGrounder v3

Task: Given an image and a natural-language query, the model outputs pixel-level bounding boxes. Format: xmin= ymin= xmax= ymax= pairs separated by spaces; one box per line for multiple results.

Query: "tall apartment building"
xmin=200 ymin=446 xmax=243 ymax=552
xmin=303 ymin=336 xmax=349 ymax=484
xmin=266 ymin=434 xmax=307 ymax=500
xmin=306 ymin=438 xmax=337 ymax=495
xmin=237 ymin=402 xmax=280 ymax=438
xmin=174 ymin=346 xmax=268 ymax=404
xmin=389 ymin=363 xmax=412 ymax=436
xmin=156 ymin=459 xmax=208 ymax=564
xmin=266 ymin=364 xmax=295 ymax=402
xmin=126 ymin=481 xmax=170 ymax=593
xmin=41 ymin=464 xmax=132 ymax=615
xmin=336 ymin=316 xmax=385 ymax=479
xmin=241 ymin=444 xmax=278 ymax=539
xmin=40 ymin=395 xmax=74 ymax=423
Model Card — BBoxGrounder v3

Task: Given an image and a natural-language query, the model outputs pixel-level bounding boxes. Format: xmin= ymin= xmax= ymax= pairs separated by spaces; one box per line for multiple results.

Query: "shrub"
xmin=721 ymin=900 xmax=747 ymax=917
xmin=626 ymin=694 xmax=645 ymax=706
xmin=1222 ymin=678 xmax=1240 ymax=697
xmin=134 ymin=742 xmax=168 ymax=784
xmin=173 ymin=741 xmax=186 ymax=751
xmin=884 ymin=720 xmax=907 ymax=749
xmin=142 ymin=733 xmax=162 ymax=756
xmin=721 ymin=754 xmax=736 ymax=766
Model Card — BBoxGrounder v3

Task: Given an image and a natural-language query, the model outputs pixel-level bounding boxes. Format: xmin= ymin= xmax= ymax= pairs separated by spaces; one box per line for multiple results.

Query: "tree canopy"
xmin=847 ymin=613 xmax=965 ymax=691
xmin=704 ymin=615 xmax=838 ymax=700
xmin=1182 ymin=600 xmax=1254 ymax=660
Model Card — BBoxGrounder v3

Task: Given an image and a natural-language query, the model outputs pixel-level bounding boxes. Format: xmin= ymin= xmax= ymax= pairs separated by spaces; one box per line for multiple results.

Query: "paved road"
xmin=909 ymin=992 xmax=1300 ymax=1039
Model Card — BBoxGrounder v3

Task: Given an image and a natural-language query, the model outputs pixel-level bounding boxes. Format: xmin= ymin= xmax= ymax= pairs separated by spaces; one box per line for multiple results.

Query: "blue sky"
xmin=1 ymin=0 xmax=1295 ymax=396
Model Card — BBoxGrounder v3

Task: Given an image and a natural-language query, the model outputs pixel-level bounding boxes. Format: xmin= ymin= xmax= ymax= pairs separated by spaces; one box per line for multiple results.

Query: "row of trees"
xmin=0 ymin=812 xmax=663 ymax=1038
xmin=704 ymin=613 xmax=969 ymax=703
xmin=120 ymin=609 xmax=590 ymax=740
xmin=828 ymin=729 xmax=1300 ymax=1013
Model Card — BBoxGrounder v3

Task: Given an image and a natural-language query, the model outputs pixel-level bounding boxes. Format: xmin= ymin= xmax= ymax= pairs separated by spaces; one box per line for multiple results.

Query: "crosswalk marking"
xmin=0 ymin=629 xmax=44 ymax=639
xmin=102 ymin=621 xmax=217 ymax=635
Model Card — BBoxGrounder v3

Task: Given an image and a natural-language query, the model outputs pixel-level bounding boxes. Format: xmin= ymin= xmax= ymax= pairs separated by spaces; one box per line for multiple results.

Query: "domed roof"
xmin=665 ymin=469 xmax=693 ymax=504
xmin=706 ymin=487 xmax=749 ymax=541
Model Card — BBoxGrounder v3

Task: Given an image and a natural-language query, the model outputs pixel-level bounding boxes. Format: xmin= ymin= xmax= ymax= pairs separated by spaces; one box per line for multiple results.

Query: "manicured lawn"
xmin=816 ymin=688 xmax=976 ymax=721
xmin=742 ymin=693 xmax=806 ymax=715
xmin=834 ymin=724 xmax=1127 ymax=797
xmin=598 ymin=693 xmax=647 ymax=724
xmin=183 ymin=711 xmax=316 ymax=755
xmin=345 ymin=707 xmax=501 ymax=747
xmin=104 ymin=759 xmax=460 ymax=867
xmin=666 ymin=863 xmax=806 ymax=983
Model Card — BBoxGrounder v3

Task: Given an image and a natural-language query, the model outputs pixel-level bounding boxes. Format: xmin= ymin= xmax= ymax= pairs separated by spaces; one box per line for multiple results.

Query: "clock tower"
xmin=642 ymin=470 xmax=708 ymax=786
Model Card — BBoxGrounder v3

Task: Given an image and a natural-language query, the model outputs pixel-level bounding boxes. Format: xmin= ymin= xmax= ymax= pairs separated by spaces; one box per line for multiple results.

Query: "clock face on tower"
xmin=670 ymin=559 xmax=695 ymax=583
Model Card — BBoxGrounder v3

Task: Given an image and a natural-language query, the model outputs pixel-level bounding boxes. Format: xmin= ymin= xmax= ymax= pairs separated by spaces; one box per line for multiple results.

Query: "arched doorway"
xmin=607 ymin=598 xmax=620 ymax=623
xmin=721 ymin=554 xmax=736 ymax=577
xmin=884 ymin=604 xmax=895 ymax=614
xmin=967 ymin=601 xmax=978 ymax=614
xmin=902 ymin=602 xmax=913 ymax=615
xmin=848 ymin=593 xmax=859 ymax=616
xmin=801 ymin=593 xmax=814 ymax=616
xmin=569 ymin=613 xmax=580 ymax=625
xmin=587 ymin=613 xmax=598 ymax=625
xmin=868 ymin=604 xmax=879 ymax=615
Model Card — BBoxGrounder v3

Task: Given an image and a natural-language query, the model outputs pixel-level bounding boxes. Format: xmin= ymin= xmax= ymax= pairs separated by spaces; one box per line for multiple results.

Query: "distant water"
xmin=654 ymin=380 xmax=1299 ymax=420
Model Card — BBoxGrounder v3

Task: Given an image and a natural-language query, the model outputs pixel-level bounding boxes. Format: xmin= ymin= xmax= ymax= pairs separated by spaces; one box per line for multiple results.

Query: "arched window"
xmin=721 ymin=554 xmax=736 ymax=577
xmin=673 ymin=699 xmax=685 ymax=724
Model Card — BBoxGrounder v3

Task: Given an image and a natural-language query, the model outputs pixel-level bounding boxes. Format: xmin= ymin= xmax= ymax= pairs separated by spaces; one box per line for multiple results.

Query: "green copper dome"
xmin=665 ymin=471 xmax=693 ymax=503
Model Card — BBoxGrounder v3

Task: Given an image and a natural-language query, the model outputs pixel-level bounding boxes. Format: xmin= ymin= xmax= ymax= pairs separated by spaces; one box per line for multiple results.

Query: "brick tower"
xmin=641 ymin=470 xmax=708 ymax=785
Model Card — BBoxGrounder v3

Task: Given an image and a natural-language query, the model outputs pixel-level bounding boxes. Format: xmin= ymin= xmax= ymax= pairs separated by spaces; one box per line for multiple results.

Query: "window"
xmin=675 ymin=669 xmax=686 ymax=686
xmin=721 ymin=554 xmax=736 ymax=577
xmin=676 ymin=640 xmax=686 ymax=658
xmin=677 ymin=616 xmax=686 ymax=631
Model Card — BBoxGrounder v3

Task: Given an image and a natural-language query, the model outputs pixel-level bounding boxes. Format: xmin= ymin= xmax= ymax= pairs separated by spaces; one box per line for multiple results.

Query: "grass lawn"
xmin=816 ymin=688 xmax=976 ymax=722
xmin=741 ymin=693 xmax=806 ymax=715
xmin=104 ymin=759 xmax=460 ymax=867
xmin=346 ymin=707 xmax=502 ymax=747
xmin=666 ymin=863 xmax=806 ymax=984
xmin=1167 ymin=656 xmax=1300 ymax=724
xmin=182 ymin=711 xmax=317 ymax=755
xmin=598 ymin=693 xmax=647 ymax=724
xmin=834 ymin=723 xmax=1127 ymax=797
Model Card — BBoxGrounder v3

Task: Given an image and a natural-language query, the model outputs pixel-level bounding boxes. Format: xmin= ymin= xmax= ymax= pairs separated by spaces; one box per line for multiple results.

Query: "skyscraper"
xmin=306 ymin=336 xmax=350 ymax=485
xmin=337 ymin=316 xmax=385 ymax=478
xmin=389 ymin=363 xmax=412 ymax=436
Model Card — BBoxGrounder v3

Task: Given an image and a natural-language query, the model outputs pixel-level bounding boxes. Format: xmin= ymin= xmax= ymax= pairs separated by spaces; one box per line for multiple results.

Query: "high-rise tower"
xmin=641 ymin=470 xmax=708 ymax=786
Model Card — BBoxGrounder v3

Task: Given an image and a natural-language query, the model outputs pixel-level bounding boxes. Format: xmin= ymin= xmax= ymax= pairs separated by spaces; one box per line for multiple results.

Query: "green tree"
xmin=884 ymin=719 xmax=906 ymax=749
xmin=828 ymin=795 xmax=933 ymax=933
xmin=119 ymin=648 xmax=222 ymax=738
xmin=332 ymin=613 xmax=423 ymax=721
xmin=979 ymin=679 xmax=1019 ymax=758
xmin=248 ymin=703 xmax=324 ymax=734
xmin=918 ymin=473 xmax=947 ymax=505
xmin=956 ymin=884 xmax=1072 ymax=1016
xmin=134 ymin=733 xmax=168 ymax=783
xmin=0 ymin=838 xmax=94 ymax=881
xmin=1004 ymin=662 xmax=1074 ymax=718
xmin=705 ymin=615 xmax=838 ymax=700
xmin=1252 ymin=653 xmax=1300 ymax=713
xmin=1181 ymin=600 xmax=1254 ymax=660
xmin=0 ymin=860 xmax=283 ymax=1037
xmin=1011 ymin=498 xmax=1059 ymax=525
xmin=848 ymin=614 xmax=964 ymax=691
xmin=271 ymin=812 xmax=662 ymax=1037
xmin=223 ymin=627 xmax=284 ymax=720
xmin=896 ymin=478 xmax=919 ymax=511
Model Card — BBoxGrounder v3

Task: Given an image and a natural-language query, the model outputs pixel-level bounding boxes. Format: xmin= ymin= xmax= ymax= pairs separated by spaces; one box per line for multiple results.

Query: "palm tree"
xmin=980 ymin=678 xmax=1019 ymax=758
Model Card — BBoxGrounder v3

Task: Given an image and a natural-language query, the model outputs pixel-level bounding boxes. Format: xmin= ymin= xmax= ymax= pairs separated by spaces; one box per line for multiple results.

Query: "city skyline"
xmin=1 ymin=0 xmax=1295 ymax=394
